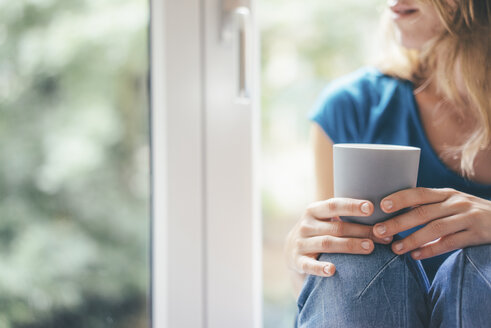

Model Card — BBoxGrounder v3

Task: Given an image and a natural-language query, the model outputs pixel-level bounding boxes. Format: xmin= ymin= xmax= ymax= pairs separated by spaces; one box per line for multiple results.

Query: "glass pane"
xmin=260 ymin=0 xmax=384 ymax=326
xmin=0 ymin=0 xmax=149 ymax=327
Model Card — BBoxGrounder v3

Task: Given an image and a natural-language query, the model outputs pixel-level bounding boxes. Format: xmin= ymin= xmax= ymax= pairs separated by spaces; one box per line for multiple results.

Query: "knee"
xmin=462 ymin=244 xmax=491 ymax=281
xmin=430 ymin=245 xmax=491 ymax=327
xmin=297 ymin=244 xmax=397 ymax=307
xmin=296 ymin=243 xmax=429 ymax=327
xmin=433 ymin=244 xmax=491 ymax=287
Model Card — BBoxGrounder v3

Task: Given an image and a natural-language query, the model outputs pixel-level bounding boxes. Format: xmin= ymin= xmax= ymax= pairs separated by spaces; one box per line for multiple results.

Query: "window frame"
xmin=150 ymin=0 xmax=261 ymax=326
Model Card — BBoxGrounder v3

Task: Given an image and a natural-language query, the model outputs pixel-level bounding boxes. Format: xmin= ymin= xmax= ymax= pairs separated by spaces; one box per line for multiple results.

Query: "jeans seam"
xmin=457 ymin=253 xmax=464 ymax=328
xmin=356 ymin=254 xmax=399 ymax=299
xmin=465 ymin=253 xmax=491 ymax=288
xmin=404 ymin=257 xmax=407 ymax=328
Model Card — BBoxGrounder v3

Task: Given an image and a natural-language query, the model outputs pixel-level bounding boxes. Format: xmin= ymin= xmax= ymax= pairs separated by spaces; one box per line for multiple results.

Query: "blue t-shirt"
xmin=309 ymin=67 xmax=491 ymax=282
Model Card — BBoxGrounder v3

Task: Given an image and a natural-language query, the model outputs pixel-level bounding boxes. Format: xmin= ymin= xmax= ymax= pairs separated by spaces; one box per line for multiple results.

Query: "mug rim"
xmin=334 ymin=143 xmax=420 ymax=151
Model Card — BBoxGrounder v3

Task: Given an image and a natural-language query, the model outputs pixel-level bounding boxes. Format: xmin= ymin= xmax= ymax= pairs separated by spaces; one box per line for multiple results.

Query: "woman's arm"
xmin=312 ymin=123 xmax=335 ymax=201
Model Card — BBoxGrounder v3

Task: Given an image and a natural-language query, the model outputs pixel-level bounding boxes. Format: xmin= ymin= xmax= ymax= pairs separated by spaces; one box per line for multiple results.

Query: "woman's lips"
xmin=390 ymin=6 xmax=419 ymax=20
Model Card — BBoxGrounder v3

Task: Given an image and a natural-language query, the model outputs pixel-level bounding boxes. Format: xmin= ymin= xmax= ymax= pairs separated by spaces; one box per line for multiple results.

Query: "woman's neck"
xmin=415 ymin=79 xmax=474 ymax=128
xmin=414 ymin=83 xmax=491 ymax=184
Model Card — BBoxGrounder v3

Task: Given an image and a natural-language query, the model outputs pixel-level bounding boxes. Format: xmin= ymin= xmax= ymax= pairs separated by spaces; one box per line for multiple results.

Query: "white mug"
xmin=333 ymin=143 xmax=421 ymax=225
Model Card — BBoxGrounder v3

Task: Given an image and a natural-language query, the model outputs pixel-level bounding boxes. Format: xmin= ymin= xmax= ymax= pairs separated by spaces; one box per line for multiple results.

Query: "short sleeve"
xmin=308 ymin=68 xmax=379 ymax=144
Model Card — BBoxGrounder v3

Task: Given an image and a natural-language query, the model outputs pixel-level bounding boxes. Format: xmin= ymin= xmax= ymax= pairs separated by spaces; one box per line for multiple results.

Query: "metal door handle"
xmin=221 ymin=2 xmax=251 ymax=103
xmin=235 ymin=7 xmax=250 ymax=101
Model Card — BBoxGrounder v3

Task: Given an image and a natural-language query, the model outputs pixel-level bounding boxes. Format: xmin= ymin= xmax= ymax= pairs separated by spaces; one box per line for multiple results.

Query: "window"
xmin=0 ymin=0 xmax=150 ymax=326
xmin=260 ymin=0 xmax=383 ymax=326
xmin=1 ymin=0 xmax=386 ymax=326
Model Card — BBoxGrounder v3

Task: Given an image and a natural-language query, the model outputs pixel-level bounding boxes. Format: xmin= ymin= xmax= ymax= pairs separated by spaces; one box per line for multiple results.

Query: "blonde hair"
xmin=377 ymin=0 xmax=491 ymax=177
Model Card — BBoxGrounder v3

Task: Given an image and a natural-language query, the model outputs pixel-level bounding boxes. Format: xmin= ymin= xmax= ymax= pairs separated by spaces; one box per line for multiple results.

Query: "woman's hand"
xmin=285 ymin=198 xmax=393 ymax=278
xmin=373 ymin=187 xmax=491 ymax=260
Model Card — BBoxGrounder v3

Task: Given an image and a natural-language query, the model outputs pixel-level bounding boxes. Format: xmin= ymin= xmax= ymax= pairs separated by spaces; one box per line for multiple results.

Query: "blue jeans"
xmin=296 ymin=243 xmax=491 ymax=328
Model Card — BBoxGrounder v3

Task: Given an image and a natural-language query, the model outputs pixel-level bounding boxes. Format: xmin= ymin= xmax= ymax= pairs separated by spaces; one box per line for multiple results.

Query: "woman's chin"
xmin=395 ymin=33 xmax=425 ymax=51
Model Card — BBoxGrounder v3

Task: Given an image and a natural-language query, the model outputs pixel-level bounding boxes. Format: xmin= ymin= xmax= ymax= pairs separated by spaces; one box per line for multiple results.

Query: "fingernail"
xmin=383 ymin=237 xmax=392 ymax=243
xmin=323 ymin=264 xmax=333 ymax=275
xmin=361 ymin=240 xmax=371 ymax=250
xmin=394 ymin=243 xmax=403 ymax=252
xmin=412 ymin=251 xmax=421 ymax=259
xmin=361 ymin=202 xmax=370 ymax=214
xmin=376 ymin=224 xmax=386 ymax=235
xmin=383 ymin=199 xmax=393 ymax=210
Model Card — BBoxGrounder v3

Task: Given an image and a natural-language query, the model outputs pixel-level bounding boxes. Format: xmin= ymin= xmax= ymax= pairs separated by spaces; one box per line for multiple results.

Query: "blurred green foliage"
xmin=0 ymin=0 xmax=149 ymax=326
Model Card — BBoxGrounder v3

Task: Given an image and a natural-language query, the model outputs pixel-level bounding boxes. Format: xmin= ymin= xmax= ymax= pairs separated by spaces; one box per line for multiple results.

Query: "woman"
xmin=285 ymin=0 xmax=491 ymax=327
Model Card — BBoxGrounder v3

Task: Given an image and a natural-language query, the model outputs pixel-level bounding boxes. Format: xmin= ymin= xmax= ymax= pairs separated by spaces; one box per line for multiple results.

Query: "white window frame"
xmin=150 ymin=0 xmax=261 ymax=327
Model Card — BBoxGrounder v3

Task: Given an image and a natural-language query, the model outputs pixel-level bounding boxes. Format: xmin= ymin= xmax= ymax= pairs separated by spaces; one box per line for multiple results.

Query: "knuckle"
xmin=328 ymin=221 xmax=343 ymax=236
xmin=389 ymin=217 xmax=402 ymax=231
xmin=455 ymin=195 xmax=469 ymax=205
xmin=321 ymin=237 xmax=332 ymax=250
xmin=467 ymin=207 xmax=481 ymax=219
xmin=416 ymin=187 xmax=429 ymax=199
xmin=442 ymin=188 xmax=457 ymax=196
xmin=445 ymin=197 xmax=458 ymax=209
xmin=365 ymin=227 xmax=376 ymax=240
xmin=345 ymin=239 xmax=356 ymax=252
xmin=348 ymin=200 xmax=356 ymax=214
xmin=461 ymin=198 xmax=473 ymax=211
xmin=305 ymin=202 xmax=317 ymax=215
xmin=326 ymin=199 xmax=337 ymax=212
xmin=404 ymin=235 xmax=418 ymax=249
xmin=428 ymin=220 xmax=446 ymax=236
xmin=441 ymin=237 xmax=456 ymax=251
xmin=298 ymin=221 xmax=313 ymax=236
xmin=300 ymin=261 xmax=310 ymax=273
xmin=294 ymin=238 xmax=304 ymax=251
xmin=449 ymin=196 xmax=471 ymax=210
xmin=414 ymin=205 xmax=428 ymax=220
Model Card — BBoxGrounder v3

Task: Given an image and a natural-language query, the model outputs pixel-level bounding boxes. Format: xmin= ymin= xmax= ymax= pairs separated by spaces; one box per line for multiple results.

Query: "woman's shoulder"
xmin=321 ymin=67 xmax=408 ymax=101
xmin=310 ymin=67 xmax=412 ymax=143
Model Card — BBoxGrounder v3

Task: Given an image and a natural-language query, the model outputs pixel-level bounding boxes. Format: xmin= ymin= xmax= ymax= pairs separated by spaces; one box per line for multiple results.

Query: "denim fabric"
xmin=429 ymin=245 xmax=491 ymax=328
xmin=296 ymin=243 xmax=491 ymax=328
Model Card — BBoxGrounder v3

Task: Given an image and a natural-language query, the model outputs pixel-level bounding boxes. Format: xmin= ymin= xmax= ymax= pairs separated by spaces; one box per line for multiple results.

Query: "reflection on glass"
xmin=0 ymin=0 xmax=149 ymax=326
